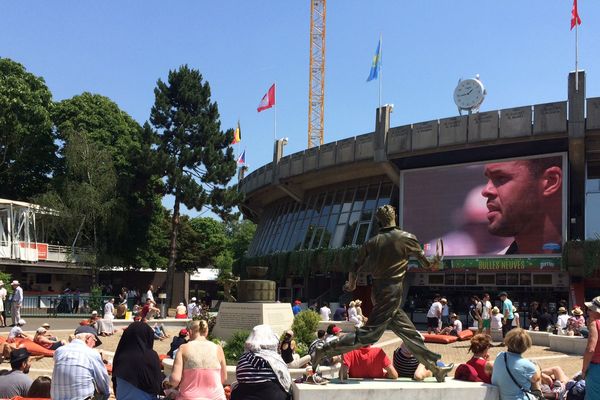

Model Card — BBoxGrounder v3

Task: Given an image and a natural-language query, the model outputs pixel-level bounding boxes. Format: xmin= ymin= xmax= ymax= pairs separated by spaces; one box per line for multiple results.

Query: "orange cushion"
xmin=457 ymin=329 xmax=474 ymax=341
xmin=422 ymin=334 xmax=458 ymax=344
xmin=0 ymin=336 xmax=6 ymax=344
xmin=13 ymin=338 xmax=54 ymax=357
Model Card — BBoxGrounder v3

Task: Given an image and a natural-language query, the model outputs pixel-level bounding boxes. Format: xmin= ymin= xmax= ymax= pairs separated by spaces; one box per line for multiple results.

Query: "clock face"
xmin=453 ymin=79 xmax=485 ymax=110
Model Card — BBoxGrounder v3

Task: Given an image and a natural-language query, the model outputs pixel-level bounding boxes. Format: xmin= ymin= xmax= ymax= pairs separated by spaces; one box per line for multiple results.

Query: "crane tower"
xmin=307 ymin=0 xmax=326 ymax=148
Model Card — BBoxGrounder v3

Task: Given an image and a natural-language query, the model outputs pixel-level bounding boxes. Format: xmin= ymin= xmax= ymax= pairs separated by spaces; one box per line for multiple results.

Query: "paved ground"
xmin=0 ymin=319 xmax=584 ymax=397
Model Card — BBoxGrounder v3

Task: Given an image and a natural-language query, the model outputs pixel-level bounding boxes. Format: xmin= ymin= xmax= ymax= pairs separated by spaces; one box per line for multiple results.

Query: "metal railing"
xmin=5 ymin=295 xmax=115 ymax=318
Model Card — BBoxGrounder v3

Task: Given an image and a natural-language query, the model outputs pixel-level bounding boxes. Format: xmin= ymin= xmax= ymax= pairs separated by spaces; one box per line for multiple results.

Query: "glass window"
xmin=586 ymin=179 xmax=600 ymax=238
xmin=341 ymin=189 xmax=355 ymax=212
xmin=338 ymin=212 xmax=350 ymax=225
xmin=331 ymin=190 xmax=343 ymax=214
xmin=429 ymin=275 xmax=444 ymax=285
xmin=445 ymin=274 xmax=455 ymax=285
xmin=364 ymin=184 xmax=380 ymax=210
xmin=455 ymin=274 xmax=465 ymax=285
xmin=496 ymin=273 xmax=507 ymax=286
xmin=352 ymin=187 xmax=367 ymax=211
xmin=519 ymin=273 xmax=531 ymax=286
xmin=330 ymin=224 xmax=346 ymax=248
xmin=355 ymin=222 xmax=370 ymax=245
xmin=532 ymin=274 xmax=553 ymax=285
xmin=466 ymin=274 xmax=477 ymax=286
xmin=478 ymin=274 xmax=495 ymax=285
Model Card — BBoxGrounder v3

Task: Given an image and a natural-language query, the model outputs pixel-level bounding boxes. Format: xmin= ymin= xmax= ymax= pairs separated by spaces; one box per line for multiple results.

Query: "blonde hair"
xmin=504 ymin=328 xmax=532 ymax=354
xmin=189 ymin=320 xmax=209 ymax=336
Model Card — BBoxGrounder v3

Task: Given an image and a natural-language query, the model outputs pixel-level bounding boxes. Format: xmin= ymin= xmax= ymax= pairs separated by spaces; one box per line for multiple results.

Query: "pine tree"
xmin=150 ymin=65 xmax=241 ymax=306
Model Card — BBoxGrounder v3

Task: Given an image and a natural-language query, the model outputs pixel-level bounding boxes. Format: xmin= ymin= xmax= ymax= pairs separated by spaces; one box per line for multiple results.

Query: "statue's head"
xmin=376 ymin=205 xmax=397 ymax=228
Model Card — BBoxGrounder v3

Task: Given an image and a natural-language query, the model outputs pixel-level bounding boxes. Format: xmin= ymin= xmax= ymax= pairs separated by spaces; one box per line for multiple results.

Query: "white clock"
xmin=453 ymin=76 xmax=486 ymax=112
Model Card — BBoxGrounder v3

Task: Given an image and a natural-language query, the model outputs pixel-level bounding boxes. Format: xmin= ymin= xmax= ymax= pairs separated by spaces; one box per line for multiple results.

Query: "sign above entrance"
xmin=408 ymin=257 xmax=562 ymax=271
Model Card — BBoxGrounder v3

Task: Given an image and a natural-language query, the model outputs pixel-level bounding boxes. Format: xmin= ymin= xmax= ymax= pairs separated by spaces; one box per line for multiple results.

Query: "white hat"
xmin=585 ymin=296 xmax=600 ymax=313
xmin=18 ymin=319 xmax=26 ymax=325
xmin=0 ymin=280 xmax=4 ymax=285
xmin=179 ymin=302 xmax=184 ymax=306
xmin=36 ymin=327 xmax=47 ymax=334
xmin=11 ymin=280 xmax=20 ymax=286
xmin=91 ymin=310 xmax=98 ymax=315
xmin=191 ymin=297 xmax=197 ymax=301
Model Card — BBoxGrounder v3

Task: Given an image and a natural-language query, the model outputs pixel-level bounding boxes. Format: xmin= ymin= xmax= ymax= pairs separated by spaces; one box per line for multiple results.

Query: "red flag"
xmin=257 ymin=84 xmax=275 ymax=112
xmin=571 ymin=0 xmax=581 ymax=30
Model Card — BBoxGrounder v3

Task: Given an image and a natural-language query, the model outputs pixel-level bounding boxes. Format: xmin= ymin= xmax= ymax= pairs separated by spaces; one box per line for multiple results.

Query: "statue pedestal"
xmin=212 ymin=302 xmax=294 ymax=341
xmin=292 ymin=378 xmax=499 ymax=400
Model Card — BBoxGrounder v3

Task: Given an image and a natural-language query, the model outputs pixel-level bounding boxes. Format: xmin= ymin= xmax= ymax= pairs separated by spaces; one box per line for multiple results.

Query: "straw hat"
xmin=572 ymin=307 xmax=584 ymax=316
xmin=349 ymin=301 xmax=356 ymax=307
xmin=355 ymin=300 xmax=362 ymax=306
xmin=585 ymin=296 xmax=600 ymax=313
xmin=440 ymin=298 xmax=448 ymax=304
xmin=558 ymin=307 xmax=567 ymax=314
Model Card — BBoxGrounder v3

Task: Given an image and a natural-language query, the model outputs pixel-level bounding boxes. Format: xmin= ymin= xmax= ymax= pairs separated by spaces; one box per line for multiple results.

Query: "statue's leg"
xmin=388 ymin=307 xmax=453 ymax=382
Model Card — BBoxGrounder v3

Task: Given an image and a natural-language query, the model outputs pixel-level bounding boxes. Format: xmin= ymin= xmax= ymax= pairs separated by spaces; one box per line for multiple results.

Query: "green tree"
xmin=0 ymin=58 xmax=56 ymax=199
xmin=50 ymin=94 xmax=164 ymax=269
xmin=150 ymin=65 xmax=241 ymax=306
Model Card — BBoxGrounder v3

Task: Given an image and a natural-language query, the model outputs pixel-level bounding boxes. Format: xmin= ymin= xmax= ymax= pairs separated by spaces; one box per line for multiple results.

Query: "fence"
xmin=4 ymin=295 xmax=115 ymax=318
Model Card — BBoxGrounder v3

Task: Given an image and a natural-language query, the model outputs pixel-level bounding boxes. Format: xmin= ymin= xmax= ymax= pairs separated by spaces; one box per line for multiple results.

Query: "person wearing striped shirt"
xmin=393 ymin=342 xmax=433 ymax=381
xmin=50 ymin=326 xmax=110 ymax=400
xmin=231 ymin=325 xmax=291 ymax=400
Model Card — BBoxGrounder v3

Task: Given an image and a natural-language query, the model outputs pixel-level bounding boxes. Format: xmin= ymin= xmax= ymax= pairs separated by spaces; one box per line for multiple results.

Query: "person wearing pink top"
xmin=167 ymin=320 xmax=227 ymax=400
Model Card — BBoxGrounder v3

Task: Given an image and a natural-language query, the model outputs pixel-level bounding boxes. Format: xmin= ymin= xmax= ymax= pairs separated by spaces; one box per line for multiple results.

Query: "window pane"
xmin=355 ymin=223 xmax=370 ymax=245
xmin=364 ymin=184 xmax=380 ymax=210
xmin=331 ymin=224 xmax=346 ymax=248
xmin=341 ymin=188 xmax=354 ymax=212
xmin=352 ymin=187 xmax=367 ymax=211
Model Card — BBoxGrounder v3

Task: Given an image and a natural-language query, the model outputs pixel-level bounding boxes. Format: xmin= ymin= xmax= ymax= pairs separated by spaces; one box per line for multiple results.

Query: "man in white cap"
xmin=187 ymin=297 xmax=198 ymax=318
xmin=0 ymin=280 xmax=6 ymax=327
xmin=10 ymin=280 xmax=23 ymax=326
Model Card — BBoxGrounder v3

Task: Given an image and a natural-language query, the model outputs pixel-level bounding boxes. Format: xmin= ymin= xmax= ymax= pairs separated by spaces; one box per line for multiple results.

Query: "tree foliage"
xmin=150 ymin=65 xmax=241 ymax=305
xmin=0 ymin=58 xmax=56 ymax=199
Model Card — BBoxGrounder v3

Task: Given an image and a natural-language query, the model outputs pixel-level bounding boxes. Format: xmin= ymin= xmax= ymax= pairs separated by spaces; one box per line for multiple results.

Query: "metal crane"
xmin=307 ymin=0 xmax=326 ymax=148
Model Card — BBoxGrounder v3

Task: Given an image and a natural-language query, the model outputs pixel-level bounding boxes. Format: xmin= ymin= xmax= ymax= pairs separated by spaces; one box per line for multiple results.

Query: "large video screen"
xmin=400 ymin=154 xmax=566 ymax=256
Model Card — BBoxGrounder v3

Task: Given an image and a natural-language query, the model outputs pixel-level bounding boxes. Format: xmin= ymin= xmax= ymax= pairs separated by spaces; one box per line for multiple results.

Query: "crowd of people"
xmin=0 ymin=292 xmax=598 ymax=399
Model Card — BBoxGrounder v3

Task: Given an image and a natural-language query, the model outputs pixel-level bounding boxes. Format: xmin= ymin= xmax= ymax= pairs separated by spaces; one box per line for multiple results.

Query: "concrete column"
xmin=568 ymin=71 xmax=586 ymax=240
xmin=374 ymin=105 xmax=393 ymax=162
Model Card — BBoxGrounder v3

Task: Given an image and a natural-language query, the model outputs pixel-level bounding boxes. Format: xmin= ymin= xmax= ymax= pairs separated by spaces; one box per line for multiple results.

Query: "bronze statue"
xmin=311 ymin=205 xmax=453 ymax=382
xmin=219 ymin=274 xmax=239 ymax=302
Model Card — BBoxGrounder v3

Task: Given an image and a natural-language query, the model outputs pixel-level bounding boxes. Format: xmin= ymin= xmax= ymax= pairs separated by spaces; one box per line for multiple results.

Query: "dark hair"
xmin=27 ymin=376 xmax=52 ymax=398
xmin=326 ymin=325 xmax=337 ymax=335
xmin=525 ymin=156 xmax=562 ymax=178
xmin=317 ymin=329 xmax=326 ymax=339
xmin=10 ymin=357 xmax=28 ymax=371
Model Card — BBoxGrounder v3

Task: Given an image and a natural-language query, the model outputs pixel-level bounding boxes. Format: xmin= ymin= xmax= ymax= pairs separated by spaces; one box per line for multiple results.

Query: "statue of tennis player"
xmin=311 ymin=205 xmax=453 ymax=382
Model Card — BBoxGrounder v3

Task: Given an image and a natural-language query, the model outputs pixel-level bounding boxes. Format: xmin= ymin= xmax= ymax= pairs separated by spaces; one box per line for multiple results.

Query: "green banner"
xmin=409 ymin=257 xmax=562 ymax=271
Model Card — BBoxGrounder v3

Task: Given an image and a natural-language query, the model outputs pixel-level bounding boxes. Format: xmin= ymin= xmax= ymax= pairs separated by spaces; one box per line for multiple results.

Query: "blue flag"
xmin=366 ymin=38 xmax=381 ymax=82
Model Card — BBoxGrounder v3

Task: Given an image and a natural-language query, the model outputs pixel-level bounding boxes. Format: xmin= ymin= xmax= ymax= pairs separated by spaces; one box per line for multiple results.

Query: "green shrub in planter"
xmin=223 ymin=330 xmax=250 ymax=365
xmin=291 ymin=310 xmax=320 ymax=350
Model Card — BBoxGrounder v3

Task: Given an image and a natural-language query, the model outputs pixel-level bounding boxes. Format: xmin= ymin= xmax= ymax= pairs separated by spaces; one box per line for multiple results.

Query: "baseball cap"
xmin=10 ymin=348 xmax=31 ymax=364
xmin=74 ymin=326 xmax=102 ymax=347
xmin=179 ymin=328 xmax=188 ymax=336
xmin=498 ymin=292 xmax=507 ymax=298
xmin=191 ymin=297 xmax=197 ymax=301
xmin=585 ymin=296 xmax=600 ymax=313
xmin=332 ymin=326 xmax=342 ymax=334
xmin=17 ymin=319 xmax=26 ymax=326
xmin=294 ymin=300 xmax=302 ymax=305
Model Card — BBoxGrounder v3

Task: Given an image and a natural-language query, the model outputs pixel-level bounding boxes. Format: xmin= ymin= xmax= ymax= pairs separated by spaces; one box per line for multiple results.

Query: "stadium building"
xmin=238 ymin=72 xmax=600 ymax=314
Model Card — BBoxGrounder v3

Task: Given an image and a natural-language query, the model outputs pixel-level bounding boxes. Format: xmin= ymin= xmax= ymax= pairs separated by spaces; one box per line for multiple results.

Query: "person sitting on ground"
xmin=319 ymin=302 xmax=331 ymax=321
xmin=491 ymin=307 xmax=503 ymax=332
xmin=7 ymin=319 xmax=30 ymax=343
xmin=491 ymin=328 xmax=541 ymax=400
xmin=342 ymin=345 xmax=398 ymax=379
xmin=355 ymin=299 xmax=368 ymax=324
xmin=231 ymin=324 xmax=291 ymax=400
xmin=168 ymin=329 xmax=189 ymax=359
xmin=88 ymin=310 xmax=100 ymax=330
xmin=393 ymin=342 xmax=432 ymax=381
xmin=27 ymin=375 xmax=52 ymax=399
xmin=537 ymin=307 xmax=554 ymax=332
xmin=115 ymin=299 xmax=128 ymax=319
xmin=279 ymin=330 xmax=311 ymax=368
xmin=325 ymin=324 xmax=341 ymax=340
xmin=440 ymin=313 xmax=463 ymax=336
xmin=112 ymin=321 xmax=163 ymax=400
xmin=51 ymin=326 xmax=110 ymax=400
xmin=0 ymin=348 xmax=33 ymax=398
xmin=466 ymin=334 xmax=493 ymax=383
xmin=175 ymin=302 xmax=187 ymax=319
xmin=141 ymin=299 xmax=161 ymax=320
xmin=567 ymin=307 xmax=586 ymax=336
xmin=40 ymin=322 xmax=58 ymax=340
xmin=167 ymin=320 xmax=227 ymax=400
xmin=333 ymin=303 xmax=347 ymax=321
xmin=556 ymin=307 xmax=570 ymax=334
xmin=347 ymin=301 xmax=363 ymax=328
xmin=34 ymin=327 xmax=65 ymax=350
xmin=152 ymin=322 xmax=169 ymax=341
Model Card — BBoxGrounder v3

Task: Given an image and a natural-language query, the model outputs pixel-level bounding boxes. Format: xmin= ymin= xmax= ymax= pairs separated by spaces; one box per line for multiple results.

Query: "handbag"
xmin=503 ymin=353 xmax=544 ymax=400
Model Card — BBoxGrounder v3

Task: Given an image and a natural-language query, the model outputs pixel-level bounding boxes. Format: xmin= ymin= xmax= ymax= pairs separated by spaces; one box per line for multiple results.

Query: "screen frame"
xmin=398 ymin=152 xmax=568 ymax=258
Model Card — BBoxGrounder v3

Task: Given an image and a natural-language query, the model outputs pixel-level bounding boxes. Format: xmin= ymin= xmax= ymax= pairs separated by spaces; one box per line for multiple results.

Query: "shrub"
xmin=222 ymin=330 xmax=250 ymax=365
xmin=291 ymin=310 xmax=320 ymax=349
xmin=88 ymin=284 xmax=103 ymax=313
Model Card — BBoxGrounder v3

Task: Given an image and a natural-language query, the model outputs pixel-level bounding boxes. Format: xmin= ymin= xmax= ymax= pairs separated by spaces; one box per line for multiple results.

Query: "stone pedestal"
xmin=292 ymin=379 xmax=499 ymax=400
xmin=212 ymin=302 xmax=294 ymax=341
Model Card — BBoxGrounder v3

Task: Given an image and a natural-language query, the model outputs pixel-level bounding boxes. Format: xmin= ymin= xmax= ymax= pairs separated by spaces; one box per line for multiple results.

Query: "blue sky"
xmin=2 ymin=1 xmax=598 ymax=216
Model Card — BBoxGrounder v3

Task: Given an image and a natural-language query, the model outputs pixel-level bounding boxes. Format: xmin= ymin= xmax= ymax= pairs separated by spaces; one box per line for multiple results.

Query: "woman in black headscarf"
xmin=112 ymin=321 xmax=163 ymax=400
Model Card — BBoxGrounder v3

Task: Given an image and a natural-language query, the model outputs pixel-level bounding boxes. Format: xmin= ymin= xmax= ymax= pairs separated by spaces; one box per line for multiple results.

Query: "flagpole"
xmin=575 ymin=22 xmax=579 ymax=92
xmin=274 ymin=82 xmax=277 ymax=141
xmin=379 ymin=35 xmax=382 ymax=120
